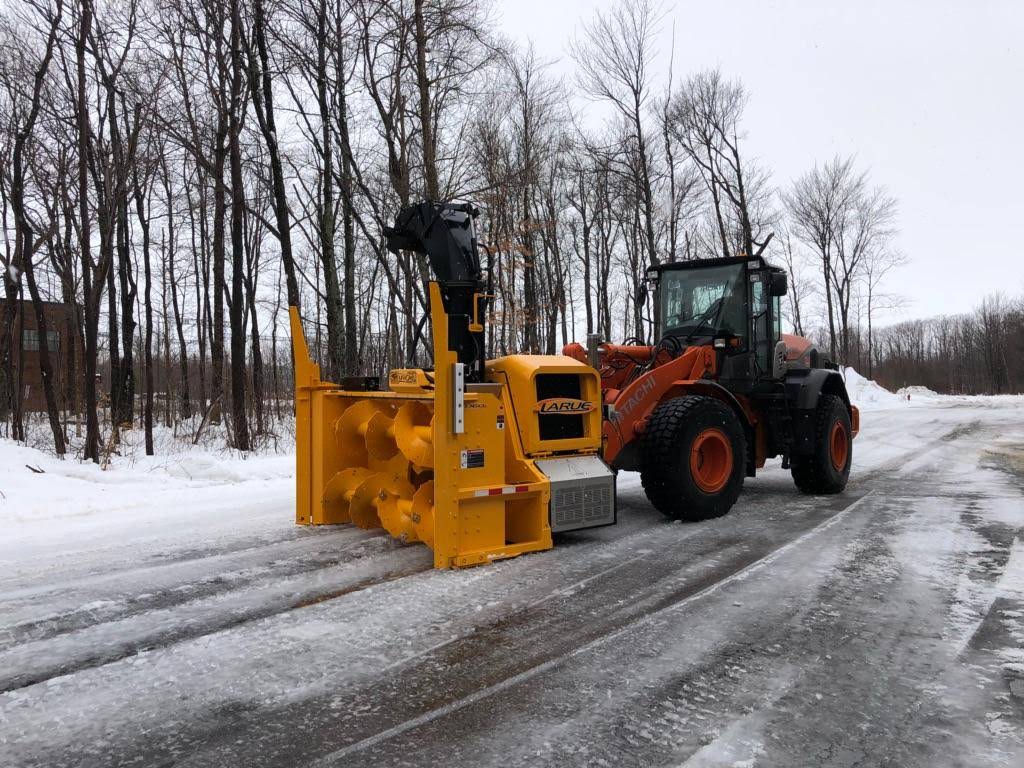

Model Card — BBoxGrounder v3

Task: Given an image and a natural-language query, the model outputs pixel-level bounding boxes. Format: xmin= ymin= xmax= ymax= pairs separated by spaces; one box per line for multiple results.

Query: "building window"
xmin=23 ymin=329 xmax=59 ymax=352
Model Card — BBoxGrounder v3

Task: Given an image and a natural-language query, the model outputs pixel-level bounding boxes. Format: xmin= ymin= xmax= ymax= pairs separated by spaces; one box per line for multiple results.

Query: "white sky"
xmin=494 ymin=0 xmax=1024 ymax=322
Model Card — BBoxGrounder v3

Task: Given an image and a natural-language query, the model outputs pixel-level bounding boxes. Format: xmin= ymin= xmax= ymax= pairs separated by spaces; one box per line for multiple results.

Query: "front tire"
xmin=640 ymin=395 xmax=746 ymax=521
xmin=791 ymin=393 xmax=852 ymax=494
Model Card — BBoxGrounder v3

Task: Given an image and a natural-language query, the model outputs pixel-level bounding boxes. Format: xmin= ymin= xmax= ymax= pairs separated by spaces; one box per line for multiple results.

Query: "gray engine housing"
xmin=535 ymin=455 xmax=616 ymax=533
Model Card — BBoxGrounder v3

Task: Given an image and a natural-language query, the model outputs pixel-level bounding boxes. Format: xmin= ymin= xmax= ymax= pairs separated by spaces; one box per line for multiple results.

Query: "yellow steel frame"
xmin=291 ymin=282 xmax=582 ymax=568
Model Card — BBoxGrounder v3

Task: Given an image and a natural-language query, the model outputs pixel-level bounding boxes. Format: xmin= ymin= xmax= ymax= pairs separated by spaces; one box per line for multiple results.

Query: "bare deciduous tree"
xmin=785 ymin=156 xmax=896 ymax=363
xmin=571 ymin=0 xmax=663 ymax=295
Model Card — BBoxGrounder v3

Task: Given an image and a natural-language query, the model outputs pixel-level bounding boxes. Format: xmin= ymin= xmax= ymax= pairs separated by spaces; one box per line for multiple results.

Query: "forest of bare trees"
xmin=868 ymin=293 xmax=1024 ymax=396
xmin=0 ymin=0 xmax=948 ymax=460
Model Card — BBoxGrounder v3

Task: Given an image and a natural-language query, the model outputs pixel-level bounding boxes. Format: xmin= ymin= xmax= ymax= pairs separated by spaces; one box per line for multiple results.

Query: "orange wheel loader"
xmin=564 ymin=256 xmax=859 ymax=521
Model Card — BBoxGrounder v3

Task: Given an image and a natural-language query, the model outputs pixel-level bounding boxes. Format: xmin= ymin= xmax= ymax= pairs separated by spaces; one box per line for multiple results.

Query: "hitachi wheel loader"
xmin=563 ymin=255 xmax=859 ymax=521
xmin=291 ymin=200 xmax=858 ymax=569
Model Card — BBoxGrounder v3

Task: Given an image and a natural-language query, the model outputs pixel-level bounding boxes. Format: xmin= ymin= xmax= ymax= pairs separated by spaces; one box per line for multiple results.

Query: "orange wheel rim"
xmin=829 ymin=421 xmax=849 ymax=471
xmin=689 ymin=428 xmax=733 ymax=493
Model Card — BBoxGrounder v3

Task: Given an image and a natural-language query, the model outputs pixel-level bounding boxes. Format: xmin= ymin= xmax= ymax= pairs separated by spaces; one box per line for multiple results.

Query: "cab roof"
xmin=651 ymin=254 xmax=767 ymax=273
xmin=649 ymin=254 xmax=783 ymax=275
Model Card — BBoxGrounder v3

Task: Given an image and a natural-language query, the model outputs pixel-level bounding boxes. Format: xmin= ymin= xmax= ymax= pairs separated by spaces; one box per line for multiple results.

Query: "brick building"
xmin=2 ymin=299 xmax=81 ymax=412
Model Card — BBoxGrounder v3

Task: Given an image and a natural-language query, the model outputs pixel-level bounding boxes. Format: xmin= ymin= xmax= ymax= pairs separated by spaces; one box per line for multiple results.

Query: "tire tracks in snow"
xmin=167 ymin=491 xmax=872 ymax=768
xmin=0 ymin=529 xmax=389 ymax=648
xmin=318 ymin=495 xmax=879 ymax=766
xmin=1 ymin=422 xmax=987 ymax=764
xmin=196 ymin=423 xmax=986 ymax=766
xmin=0 ymin=525 xmax=382 ymax=600
xmin=0 ymin=546 xmax=431 ymax=694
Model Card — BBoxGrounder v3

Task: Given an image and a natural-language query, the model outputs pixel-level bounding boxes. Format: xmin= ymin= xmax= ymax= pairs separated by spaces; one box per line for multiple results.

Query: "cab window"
xmin=660 ymin=263 xmax=746 ymax=338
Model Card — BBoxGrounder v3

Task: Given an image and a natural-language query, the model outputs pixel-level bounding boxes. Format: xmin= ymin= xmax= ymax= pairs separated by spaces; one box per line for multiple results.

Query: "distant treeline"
xmin=870 ymin=293 xmax=1023 ymax=395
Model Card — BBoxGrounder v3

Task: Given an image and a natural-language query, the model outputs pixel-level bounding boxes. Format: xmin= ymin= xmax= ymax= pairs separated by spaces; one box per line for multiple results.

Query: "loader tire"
xmin=791 ymin=393 xmax=851 ymax=494
xmin=640 ymin=395 xmax=746 ymax=522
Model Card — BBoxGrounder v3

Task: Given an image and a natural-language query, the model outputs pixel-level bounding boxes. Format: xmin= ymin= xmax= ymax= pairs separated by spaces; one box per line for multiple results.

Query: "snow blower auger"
xmin=291 ymin=201 xmax=615 ymax=569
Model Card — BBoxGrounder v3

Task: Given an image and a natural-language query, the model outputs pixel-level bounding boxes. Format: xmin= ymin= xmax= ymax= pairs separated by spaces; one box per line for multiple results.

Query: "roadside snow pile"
xmin=0 ymin=433 xmax=293 ymax=534
xmin=897 ymin=385 xmax=941 ymax=399
xmin=841 ymin=367 xmax=905 ymax=409
xmin=151 ymin=451 xmax=294 ymax=483
xmin=0 ymin=437 xmax=296 ymax=578
xmin=7 ymin=415 xmax=296 ymax=479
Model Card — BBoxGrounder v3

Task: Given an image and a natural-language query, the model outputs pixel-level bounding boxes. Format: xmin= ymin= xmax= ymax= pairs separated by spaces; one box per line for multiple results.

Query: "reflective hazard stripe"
xmin=473 ymin=485 xmax=531 ymax=497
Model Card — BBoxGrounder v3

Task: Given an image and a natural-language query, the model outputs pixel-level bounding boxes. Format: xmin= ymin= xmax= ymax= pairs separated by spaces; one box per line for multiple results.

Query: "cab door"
xmin=749 ymin=273 xmax=775 ymax=378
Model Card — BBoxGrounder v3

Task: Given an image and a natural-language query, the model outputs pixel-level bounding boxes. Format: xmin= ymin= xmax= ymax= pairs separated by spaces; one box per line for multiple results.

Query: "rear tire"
xmin=640 ymin=395 xmax=746 ymax=521
xmin=791 ymin=393 xmax=852 ymax=494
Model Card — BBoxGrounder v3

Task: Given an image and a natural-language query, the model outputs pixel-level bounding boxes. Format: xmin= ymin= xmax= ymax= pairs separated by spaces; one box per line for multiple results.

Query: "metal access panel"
xmin=535 ymin=455 xmax=616 ymax=533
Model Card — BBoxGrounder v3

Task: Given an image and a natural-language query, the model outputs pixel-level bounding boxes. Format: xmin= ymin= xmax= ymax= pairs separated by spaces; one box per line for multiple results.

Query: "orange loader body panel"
xmin=565 ymin=334 xmax=859 ymax=473
xmin=564 ymin=342 xmax=733 ymax=468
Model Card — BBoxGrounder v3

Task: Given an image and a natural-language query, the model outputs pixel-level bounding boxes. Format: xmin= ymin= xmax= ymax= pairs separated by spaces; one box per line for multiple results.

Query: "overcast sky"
xmin=494 ymin=0 xmax=1024 ymax=322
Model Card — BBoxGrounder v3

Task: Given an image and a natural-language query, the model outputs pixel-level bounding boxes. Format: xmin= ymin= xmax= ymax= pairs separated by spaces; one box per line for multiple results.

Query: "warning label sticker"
xmin=461 ymin=449 xmax=485 ymax=469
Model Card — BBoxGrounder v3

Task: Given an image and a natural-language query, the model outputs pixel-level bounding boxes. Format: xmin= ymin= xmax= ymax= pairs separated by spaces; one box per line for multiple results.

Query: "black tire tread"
xmin=791 ymin=393 xmax=851 ymax=494
xmin=640 ymin=395 xmax=746 ymax=521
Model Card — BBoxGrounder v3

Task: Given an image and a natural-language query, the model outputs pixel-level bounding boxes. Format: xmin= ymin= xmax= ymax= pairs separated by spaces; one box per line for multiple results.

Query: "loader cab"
xmin=651 ymin=255 xmax=787 ymax=385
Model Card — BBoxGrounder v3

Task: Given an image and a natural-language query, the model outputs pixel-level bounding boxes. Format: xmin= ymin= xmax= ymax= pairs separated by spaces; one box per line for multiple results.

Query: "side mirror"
xmin=769 ymin=271 xmax=788 ymax=297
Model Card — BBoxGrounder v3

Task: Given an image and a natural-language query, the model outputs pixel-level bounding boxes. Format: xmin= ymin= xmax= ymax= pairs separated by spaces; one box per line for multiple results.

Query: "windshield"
xmin=660 ymin=263 xmax=746 ymax=338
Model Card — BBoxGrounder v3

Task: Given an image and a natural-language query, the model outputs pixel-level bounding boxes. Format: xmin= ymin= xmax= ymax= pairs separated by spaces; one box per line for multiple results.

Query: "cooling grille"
xmin=552 ymin=484 xmax=614 ymax=529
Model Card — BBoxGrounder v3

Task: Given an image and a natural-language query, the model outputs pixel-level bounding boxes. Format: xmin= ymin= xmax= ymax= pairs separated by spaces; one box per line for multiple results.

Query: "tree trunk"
xmin=164 ymin=165 xmax=191 ymax=419
xmin=77 ymin=0 xmax=100 ymax=461
xmin=245 ymin=265 xmax=265 ymax=436
xmin=115 ymin=194 xmax=136 ymax=426
xmin=228 ymin=0 xmax=250 ymax=450
xmin=211 ymin=123 xmax=227 ymax=422
xmin=867 ymin=285 xmax=874 ymax=380
xmin=105 ymin=213 xmax=120 ymax=430
xmin=22 ymin=255 xmax=65 ymax=454
xmin=250 ymin=0 xmax=300 ymax=310
xmin=188 ymin=174 xmax=208 ymax=414
xmin=821 ymin=249 xmax=838 ymax=360
xmin=633 ymin=99 xmax=659 ymax=268
xmin=1 ymin=243 xmax=24 ymax=443
xmin=413 ymin=0 xmax=439 ymax=200
xmin=316 ymin=0 xmax=343 ymax=381
xmin=135 ymin=177 xmax=154 ymax=455
xmin=332 ymin=12 xmax=359 ymax=376
xmin=159 ymin=243 xmax=173 ymax=428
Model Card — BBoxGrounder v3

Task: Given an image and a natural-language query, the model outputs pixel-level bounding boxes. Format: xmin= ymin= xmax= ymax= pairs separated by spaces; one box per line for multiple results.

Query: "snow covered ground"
xmin=1 ymin=378 xmax=1023 ymax=767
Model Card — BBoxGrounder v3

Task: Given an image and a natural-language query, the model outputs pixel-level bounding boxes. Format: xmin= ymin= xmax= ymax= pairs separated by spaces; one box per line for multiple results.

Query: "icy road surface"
xmin=1 ymin=396 xmax=1023 ymax=767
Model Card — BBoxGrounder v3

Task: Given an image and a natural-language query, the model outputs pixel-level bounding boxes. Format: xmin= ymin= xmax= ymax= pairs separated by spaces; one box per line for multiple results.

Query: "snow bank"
xmin=896 ymin=385 xmax=941 ymax=398
xmin=0 ymin=431 xmax=295 ymax=571
xmin=840 ymin=367 xmax=905 ymax=410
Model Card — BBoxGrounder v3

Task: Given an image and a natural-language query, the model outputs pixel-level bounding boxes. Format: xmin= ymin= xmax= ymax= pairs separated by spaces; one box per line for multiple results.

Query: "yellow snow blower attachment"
xmin=292 ymin=201 xmax=615 ymax=568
